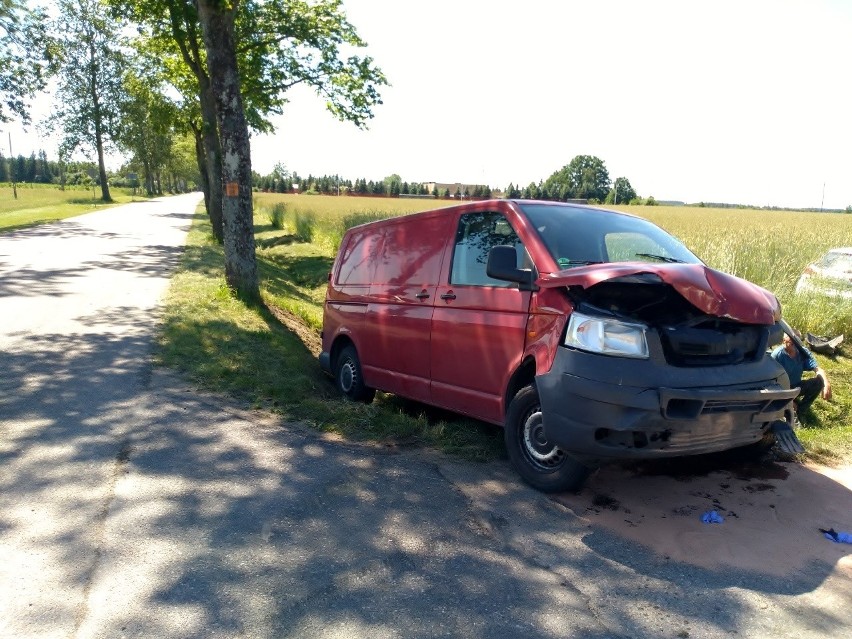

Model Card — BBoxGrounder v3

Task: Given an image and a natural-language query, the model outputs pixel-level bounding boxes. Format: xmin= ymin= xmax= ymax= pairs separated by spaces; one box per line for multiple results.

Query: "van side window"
xmin=450 ymin=212 xmax=524 ymax=287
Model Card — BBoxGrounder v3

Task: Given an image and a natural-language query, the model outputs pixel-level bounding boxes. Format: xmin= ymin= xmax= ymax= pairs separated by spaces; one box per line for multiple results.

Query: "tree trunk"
xmin=166 ymin=3 xmax=224 ymax=244
xmin=191 ymin=123 xmax=211 ymax=218
xmin=88 ymin=35 xmax=112 ymax=202
xmin=197 ymin=0 xmax=258 ymax=300
xmin=199 ymin=80 xmax=224 ymax=243
xmin=143 ymin=158 xmax=153 ymax=195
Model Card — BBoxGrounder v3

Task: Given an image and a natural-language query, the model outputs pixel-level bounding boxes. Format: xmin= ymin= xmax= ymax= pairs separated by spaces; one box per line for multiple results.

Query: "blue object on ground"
xmin=820 ymin=528 xmax=852 ymax=544
xmin=701 ymin=510 xmax=724 ymax=524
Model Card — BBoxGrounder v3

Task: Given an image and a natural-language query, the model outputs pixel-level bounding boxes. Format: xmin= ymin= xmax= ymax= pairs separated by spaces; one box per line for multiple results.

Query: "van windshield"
xmin=518 ymin=203 xmax=702 ymax=271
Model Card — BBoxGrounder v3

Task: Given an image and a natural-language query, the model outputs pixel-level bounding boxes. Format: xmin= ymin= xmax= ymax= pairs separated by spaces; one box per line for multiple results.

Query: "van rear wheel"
xmin=335 ymin=345 xmax=375 ymax=403
xmin=504 ymin=384 xmax=590 ymax=493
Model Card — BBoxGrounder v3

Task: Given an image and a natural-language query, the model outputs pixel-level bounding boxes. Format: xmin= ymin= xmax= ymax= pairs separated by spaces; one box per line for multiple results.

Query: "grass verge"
xmin=156 ymin=210 xmax=505 ymax=462
xmin=0 ymin=184 xmax=148 ymax=233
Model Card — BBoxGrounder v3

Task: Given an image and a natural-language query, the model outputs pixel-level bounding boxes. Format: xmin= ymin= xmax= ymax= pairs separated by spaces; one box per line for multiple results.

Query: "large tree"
xmin=0 ymin=0 xmax=48 ymax=125
xmin=130 ymin=1 xmax=227 ymax=242
xmin=607 ymin=176 xmax=638 ymax=205
xmin=111 ymin=0 xmax=386 ymax=300
xmin=46 ymin=0 xmax=127 ymax=201
xmin=544 ymin=155 xmax=611 ymax=203
xmin=197 ymin=0 xmax=258 ymax=299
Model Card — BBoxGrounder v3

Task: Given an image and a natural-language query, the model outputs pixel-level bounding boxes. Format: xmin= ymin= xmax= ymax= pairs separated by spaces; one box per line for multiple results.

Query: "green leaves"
xmin=234 ymin=0 xmax=387 ymax=130
xmin=544 ymin=155 xmax=612 ymax=202
xmin=0 ymin=0 xmax=50 ymax=124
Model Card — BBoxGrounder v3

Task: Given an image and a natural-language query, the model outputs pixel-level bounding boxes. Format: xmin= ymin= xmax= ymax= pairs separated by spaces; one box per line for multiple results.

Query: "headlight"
xmin=564 ymin=311 xmax=649 ymax=358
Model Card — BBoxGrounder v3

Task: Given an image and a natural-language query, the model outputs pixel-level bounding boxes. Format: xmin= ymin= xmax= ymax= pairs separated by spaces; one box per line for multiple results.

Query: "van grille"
xmin=660 ymin=322 xmax=766 ymax=367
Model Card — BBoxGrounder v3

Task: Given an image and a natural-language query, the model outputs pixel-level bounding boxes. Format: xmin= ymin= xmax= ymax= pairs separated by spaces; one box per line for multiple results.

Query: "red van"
xmin=320 ymin=200 xmax=798 ymax=492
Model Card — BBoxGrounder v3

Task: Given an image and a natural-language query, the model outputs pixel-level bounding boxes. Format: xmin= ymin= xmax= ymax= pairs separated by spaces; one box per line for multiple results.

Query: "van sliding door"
xmin=362 ymin=214 xmax=454 ymax=403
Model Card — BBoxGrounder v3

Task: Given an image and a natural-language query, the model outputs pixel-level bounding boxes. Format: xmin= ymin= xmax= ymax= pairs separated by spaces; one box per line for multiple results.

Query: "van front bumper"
xmin=536 ymin=348 xmax=798 ymax=463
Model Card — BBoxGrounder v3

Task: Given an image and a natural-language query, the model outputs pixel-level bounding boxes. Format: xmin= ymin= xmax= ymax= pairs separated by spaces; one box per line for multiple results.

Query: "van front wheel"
xmin=335 ymin=345 xmax=376 ymax=403
xmin=505 ymin=385 xmax=590 ymax=493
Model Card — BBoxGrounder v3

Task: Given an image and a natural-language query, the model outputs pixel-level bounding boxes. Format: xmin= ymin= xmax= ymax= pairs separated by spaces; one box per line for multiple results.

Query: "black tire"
xmin=504 ymin=384 xmax=590 ymax=493
xmin=334 ymin=345 xmax=375 ymax=403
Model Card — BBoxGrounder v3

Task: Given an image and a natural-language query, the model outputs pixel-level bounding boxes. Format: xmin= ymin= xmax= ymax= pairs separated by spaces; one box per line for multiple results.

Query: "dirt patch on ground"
xmin=266 ymin=302 xmax=323 ymax=357
xmin=553 ymin=457 xmax=852 ymax=578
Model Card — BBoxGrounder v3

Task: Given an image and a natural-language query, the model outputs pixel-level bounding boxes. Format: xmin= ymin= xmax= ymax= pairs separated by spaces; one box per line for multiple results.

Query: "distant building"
xmin=425 ymin=181 xmax=488 ymax=197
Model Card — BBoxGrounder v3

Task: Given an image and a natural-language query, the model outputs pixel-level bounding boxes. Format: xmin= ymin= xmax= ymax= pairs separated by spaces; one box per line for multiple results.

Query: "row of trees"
xmin=252 ymin=156 xmax=640 ymax=205
xmin=252 ymin=169 xmax=495 ymax=199
xmin=0 ymin=151 xmax=55 ymax=184
xmin=0 ymin=147 xmax=198 ymax=194
xmin=1 ymin=0 xmax=388 ymax=300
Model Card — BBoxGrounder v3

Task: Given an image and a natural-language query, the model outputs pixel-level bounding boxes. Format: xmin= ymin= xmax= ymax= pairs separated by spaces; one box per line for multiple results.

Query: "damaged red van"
xmin=320 ymin=200 xmax=799 ymax=492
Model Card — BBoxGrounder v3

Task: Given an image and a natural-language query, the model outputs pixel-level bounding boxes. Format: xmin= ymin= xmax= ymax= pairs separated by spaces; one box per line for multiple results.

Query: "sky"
xmin=4 ymin=0 xmax=852 ymax=209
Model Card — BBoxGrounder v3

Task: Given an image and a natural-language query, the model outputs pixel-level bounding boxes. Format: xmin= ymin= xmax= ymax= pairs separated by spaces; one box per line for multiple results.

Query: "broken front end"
xmin=535 ymin=268 xmax=798 ymax=463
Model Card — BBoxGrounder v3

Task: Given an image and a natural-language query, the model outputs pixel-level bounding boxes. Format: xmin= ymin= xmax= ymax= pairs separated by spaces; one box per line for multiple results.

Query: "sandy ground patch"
xmin=553 ymin=455 xmax=852 ymax=579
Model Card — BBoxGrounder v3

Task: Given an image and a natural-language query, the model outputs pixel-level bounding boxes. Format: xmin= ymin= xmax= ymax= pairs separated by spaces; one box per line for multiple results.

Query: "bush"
xmin=294 ymin=210 xmax=316 ymax=242
xmin=269 ymin=202 xmax=286 ymax=230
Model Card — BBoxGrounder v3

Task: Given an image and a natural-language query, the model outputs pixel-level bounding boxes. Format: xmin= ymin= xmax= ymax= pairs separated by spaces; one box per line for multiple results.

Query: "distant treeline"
xmin=0 ymin=151 xmax=105 ymax=186
xmin=252 ymin=171 xmax=494 ymax=198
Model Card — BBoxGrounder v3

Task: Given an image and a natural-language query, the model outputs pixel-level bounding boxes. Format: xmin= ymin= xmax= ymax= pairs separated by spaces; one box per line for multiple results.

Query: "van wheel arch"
xmin=504 ymin=357 xmax=537 ymax=416
xmin=329 ymin=335 xmax=354 ymax=374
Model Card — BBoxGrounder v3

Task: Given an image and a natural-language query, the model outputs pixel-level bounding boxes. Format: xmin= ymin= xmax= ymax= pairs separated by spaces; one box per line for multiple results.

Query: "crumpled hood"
xmin=538 ymin=262 xmax=781 ymax=325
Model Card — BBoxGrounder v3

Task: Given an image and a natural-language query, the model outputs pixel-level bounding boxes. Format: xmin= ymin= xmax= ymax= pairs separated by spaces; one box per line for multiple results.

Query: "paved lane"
xmin=0 ymin=194 xmax=202 ymax=637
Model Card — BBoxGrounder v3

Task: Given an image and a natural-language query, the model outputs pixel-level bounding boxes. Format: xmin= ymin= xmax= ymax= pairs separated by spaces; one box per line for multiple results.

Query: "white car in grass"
xmin=795 ymin=247 xmax=852 ymax=299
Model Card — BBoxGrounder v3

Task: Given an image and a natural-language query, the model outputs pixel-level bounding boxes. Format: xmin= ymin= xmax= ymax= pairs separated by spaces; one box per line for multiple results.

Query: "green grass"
xmin=0 ymin=183 xmax=145 ymax=233
xmin=157 ymin=209 xmax=505 ymax=461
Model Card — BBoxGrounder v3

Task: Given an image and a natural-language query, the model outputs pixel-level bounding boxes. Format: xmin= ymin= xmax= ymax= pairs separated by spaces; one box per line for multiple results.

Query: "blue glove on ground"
xmin=820 ymin=528 xmax=852 ymax=544
xmin=701 ymin=510 xmax=724 ymax=524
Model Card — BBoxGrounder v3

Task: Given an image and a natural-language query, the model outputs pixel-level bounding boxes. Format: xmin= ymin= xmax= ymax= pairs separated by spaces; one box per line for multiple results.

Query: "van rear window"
xmin=374 ymin=217 xmax=449 ymax=285
xmin=336 ymin=231 xmax=382 ymax=285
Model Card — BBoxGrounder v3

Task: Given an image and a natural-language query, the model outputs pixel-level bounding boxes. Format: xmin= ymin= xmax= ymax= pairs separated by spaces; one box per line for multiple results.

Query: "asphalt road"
xmin=1 ymin=194 xmax=850 ymax=639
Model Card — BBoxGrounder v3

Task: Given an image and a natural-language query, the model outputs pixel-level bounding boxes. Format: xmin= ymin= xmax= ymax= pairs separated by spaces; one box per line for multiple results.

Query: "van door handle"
xmin=440 ymin=292 xmax=457 ymax=300
xmin=415 ymin=290 xmax=430 ymax=300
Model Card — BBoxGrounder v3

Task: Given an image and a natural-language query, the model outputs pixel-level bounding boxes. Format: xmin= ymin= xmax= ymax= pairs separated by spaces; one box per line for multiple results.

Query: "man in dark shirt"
xmin=771 ymin=332 xmax=832 ymax=412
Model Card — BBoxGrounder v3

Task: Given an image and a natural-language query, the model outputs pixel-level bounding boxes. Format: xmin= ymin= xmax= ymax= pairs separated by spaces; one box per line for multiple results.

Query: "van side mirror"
xmin=487 ymin=245 xmax=537 ymax=291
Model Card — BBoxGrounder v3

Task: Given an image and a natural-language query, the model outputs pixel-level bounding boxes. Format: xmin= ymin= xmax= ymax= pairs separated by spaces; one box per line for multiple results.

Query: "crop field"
xmin=249 ymin=193 xmax=852 ymax=462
